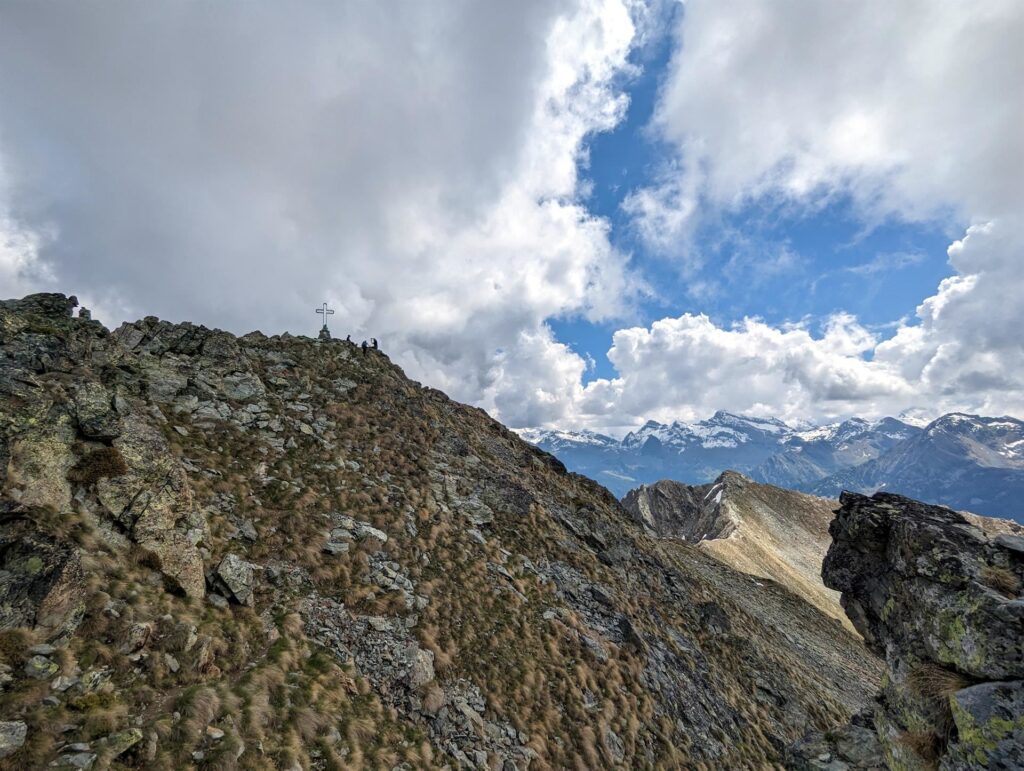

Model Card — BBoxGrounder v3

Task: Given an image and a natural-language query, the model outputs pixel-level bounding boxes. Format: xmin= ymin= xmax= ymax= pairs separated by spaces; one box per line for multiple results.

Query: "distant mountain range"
xmin=518 ymin=411 xmax=1024 ymax=521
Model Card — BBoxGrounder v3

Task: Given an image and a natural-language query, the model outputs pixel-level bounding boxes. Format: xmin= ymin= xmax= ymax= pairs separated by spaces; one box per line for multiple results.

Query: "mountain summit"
xmin=0 ymin=293 xmax=882 ymax=768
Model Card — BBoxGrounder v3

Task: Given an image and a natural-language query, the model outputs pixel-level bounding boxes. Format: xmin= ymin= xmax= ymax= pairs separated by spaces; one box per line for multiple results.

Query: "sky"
xmin=1 ymin=1 xmax=1022 ymax=434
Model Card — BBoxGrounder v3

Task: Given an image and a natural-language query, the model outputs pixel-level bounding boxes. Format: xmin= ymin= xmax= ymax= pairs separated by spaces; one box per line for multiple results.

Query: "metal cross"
xmin=316 ymin=302 xmax=335 ymax=327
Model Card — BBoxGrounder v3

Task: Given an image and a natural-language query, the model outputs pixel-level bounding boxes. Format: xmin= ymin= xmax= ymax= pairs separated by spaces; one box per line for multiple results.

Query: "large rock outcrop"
xmin=812 ymin=491 xmax=1024 ymax=770
xmin=0 ymin=295 xmax=206 ymax=601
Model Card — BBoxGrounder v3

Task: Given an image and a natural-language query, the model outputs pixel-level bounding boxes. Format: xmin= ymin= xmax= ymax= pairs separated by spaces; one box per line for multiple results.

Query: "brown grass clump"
xmin=906 ymin=662 xmax=970 ymax=743
xmin=906 ymin=663 xmax=970 ymax=703
xmin=67 ymin=446 xmax=128 ymax=485
xmin=0 ymin=628 xmax=32 ymax=666
xmin=896 ymin=731 xmax=940 ymax=769
xmin=980 ymin=564 xmax=1022 ymax=598
xmin=175 ymin=686 xmax=222 ymax=747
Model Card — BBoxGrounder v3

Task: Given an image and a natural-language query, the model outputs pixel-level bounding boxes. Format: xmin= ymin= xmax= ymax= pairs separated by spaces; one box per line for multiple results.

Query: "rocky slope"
xmin=811 ymin=414 xmax=1024 ymax=521
xmin=622 ymin=472 xmax=848 ymax=627
xmin=790 ymin=491 xmax=1024 ymax=770
xmin=0 ymin=293 xmax=882 ymax=769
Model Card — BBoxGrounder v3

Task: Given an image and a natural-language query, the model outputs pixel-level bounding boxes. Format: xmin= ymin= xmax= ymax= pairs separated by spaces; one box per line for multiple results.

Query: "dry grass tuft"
xmin=896 ymin=731 xmax=940 ymax=769
xmin=906 ymin=662 xmax=970 ymax=703
xmin=906 ymin=662 xmax=970 ymax=743
xmin=980 ymin=564 xmax=1022 ymax=598
xmin=67 ymin=446 xmax=129 ymax=485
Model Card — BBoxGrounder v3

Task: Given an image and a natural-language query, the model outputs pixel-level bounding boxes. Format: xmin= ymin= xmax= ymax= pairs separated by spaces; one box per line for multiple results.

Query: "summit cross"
xmin=316 ymin=302 xmax=335 ymax=328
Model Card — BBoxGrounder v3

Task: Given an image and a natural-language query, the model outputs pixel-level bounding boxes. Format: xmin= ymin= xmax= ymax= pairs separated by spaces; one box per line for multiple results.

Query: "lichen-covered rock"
xmin=406 ymin=643 xmax=435 ymax=688
xmin=94 ymin=417 xmax=205 ymax=597
xmin=4 ymin=422 xmax=76 ymax=511
xmin=71 ymin=382 xmax=120 ymax=440
xmin=104 ymin=727 xmax=143 ymax=758
xmin=213 ymin=554 xmax=255 ymax=605
xmin=0 ymin=506 xmax=85 ymax=638
xmin=24 ymin=654 xmax=59 ymax=679
xmin=785 ymin=708 xmax=886 ymax=770
xmin=825 ymin=492 xmax=1024 ymax=680
xmin=819 ymin=491 xmax=1024 ymax=769
xmin=944 ymin=681 xmax=1024 ymax=770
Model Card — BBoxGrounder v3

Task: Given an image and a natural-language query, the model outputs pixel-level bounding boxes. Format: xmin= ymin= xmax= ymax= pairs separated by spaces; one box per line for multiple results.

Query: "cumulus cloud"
xmin=651 ymin=0 xmax=1024 ymax=221
xmin=574 ymin=312 xmax=913 ymax=430
xmin=601 ymin=0 xmax=1024 ymax=428
xmin=0 ymin=0 xmax=645 ymax=427
xmin=2 ymin=1 xmax=1021 ymax=432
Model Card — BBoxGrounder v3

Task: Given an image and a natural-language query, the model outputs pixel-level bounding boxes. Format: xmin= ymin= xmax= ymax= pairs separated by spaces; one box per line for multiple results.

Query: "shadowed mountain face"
xmin=524 ymin=413 xmax=1024 ymax=522
xmin=0 ymin=293 xmax=881 ymax=769
xmin=622 ymin=472 xmax=849 ymax=628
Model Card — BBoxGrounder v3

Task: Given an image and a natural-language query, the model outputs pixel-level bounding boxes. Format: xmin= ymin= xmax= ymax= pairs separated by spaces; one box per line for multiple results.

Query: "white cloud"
xmin=0 ymin=160 xmax=53 ymax=296
xmin=599 ymin=0 xmax=1024 ymax=428
xmin=652 ymin=0 xmax=1024 ymax=221
xmin=574 ymin=312 xmax=913 ymax=429
xmin=0 ymin=0 xmax=646 ymax=427
xmin=3 ymin=1 xmax=1021 ymax=432
xmin=844 ymin=251 xmax=925 ymax=277
xmin=621 ymin=163 xmax=698 ymax=257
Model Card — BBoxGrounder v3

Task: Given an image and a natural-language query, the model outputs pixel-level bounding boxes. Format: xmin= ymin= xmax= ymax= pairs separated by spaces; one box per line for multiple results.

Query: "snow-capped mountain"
xmin=519 ymin=411 xmax=1024 ymax=521
xmin=517 ymin=411 xmax=919 ymax=498
xmin=755 ymin=416 xmax=920 ymax=489
xmin=810 ymin=413 xmax=1024 ymax=520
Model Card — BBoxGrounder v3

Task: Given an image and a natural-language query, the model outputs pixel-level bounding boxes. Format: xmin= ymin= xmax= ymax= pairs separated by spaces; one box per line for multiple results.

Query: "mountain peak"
xmin=622 ymin=474 xmax=851 ymax=627
xmin=709 ymin=410 xmax=790 ymax=431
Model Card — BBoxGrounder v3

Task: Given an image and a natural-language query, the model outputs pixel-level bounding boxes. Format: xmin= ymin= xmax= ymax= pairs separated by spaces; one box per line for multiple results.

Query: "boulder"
xmin=214 ymin=554 xmax=256 ymax=605
xmin=51 ymin=751 xmax=97 ymax=769
xmin=4 ymin=422 xmax=76 ymax=511
xmin=944 ymin=680 xmax=1024 ymax=770
xmin=0 ymin=508 xmax=85 ymax=638
xmin=0 ymin=721 xmax=27 ymax=759
xmin=104 ymin=728 xmax=143 ymax=758
xmin=819 ymin=491 xmax=1024 ymax=769
xmin=25 ymin=654 xmax=59 ymax=679
xmin=71 ymin=382 xmax=120 ymax=440
xmin=407 ymin=644 xmax=435 ymax=688
xmin=824 ymin=492 xmax=1023 ymax=680
xmin=95 ymin=418 xmax=206 ymax=597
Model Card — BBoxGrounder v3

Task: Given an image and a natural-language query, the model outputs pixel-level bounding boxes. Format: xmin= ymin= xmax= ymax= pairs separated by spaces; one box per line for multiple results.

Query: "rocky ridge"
xmin=622 ymin=472 xmax=848 ymax=627
xmin=0 ymin=293 xmax=881 ymax=769
xmin=790 ymin=491 xmax=1024 ymax=770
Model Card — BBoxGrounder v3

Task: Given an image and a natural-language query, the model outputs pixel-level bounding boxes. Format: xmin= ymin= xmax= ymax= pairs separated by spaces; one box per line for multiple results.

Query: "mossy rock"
xmin=945 ymin=681 xmax=1024 ymax=769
